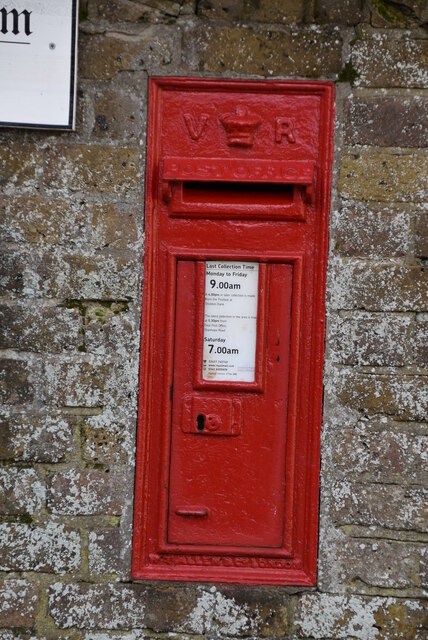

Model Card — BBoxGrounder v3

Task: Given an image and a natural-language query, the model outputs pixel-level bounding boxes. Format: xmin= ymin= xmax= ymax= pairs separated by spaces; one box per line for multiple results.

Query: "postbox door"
xmin=168 ymin=259 xmax=293 ymax=549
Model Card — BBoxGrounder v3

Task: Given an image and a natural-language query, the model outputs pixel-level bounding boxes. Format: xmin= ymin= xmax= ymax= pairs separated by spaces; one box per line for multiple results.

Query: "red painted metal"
xmin=132 ymin=78 xmax=335 ymax=585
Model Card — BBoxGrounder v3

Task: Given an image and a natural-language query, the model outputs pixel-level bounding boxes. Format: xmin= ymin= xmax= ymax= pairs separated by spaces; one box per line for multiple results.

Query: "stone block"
xmin=334 ymin=203 xmax=412 ymax=257
xmin=35 ymin=251 xmax=139 ymax=300
xmin=0 ymin=359 xmax=34 ymax=405
xmin=0 ymin=195 xmax=88 ymax=245
xmin=0 ymin=302 xmax=81 ymax=353
xmin=0 ymin=249 xmax=26 ymax=297
xmin=79 ymin=29 xmax=177 ymax=80
xmin=415 ymin=209 xmax=427 ymax=258
xmin=92 ymin=203 xmax=139 ymax=249
xmin=352 ymin=33 xmax=428 ymax=88
xmin=338 ymin=148 xmax=427 ymax=203
xmin=0 ymin=580 xmax=38 ymax=628
xmin=328 ymin=259 xmax=427 ymax=312
xmin=46 ymin=470 xmax=126 ymax=515
xmin=0 ymin=468 xmax=44 ymax=515
xmin=328 ymin=313 xmax=412 ymax=366
xmin=370 ymin=0 xmax=427 ymax=28
xmin=48 ymin=582 xmax=149 ymax=629
xmin=43 ymin=357 xmax=138 ymax=412
xmin=82 ymin=418 xmax=133 ymax=465
xmin=314 ymin=0 xmax=363 ymax=25
xmin=332 ymin=426 xmax=428 ymax=483
xmin=88 ymin=528 xmax=124 ymax=576
xmin=0 ymin=523 xmax=80 ymax=573
xmin=90 ymin=0 xmax=189 ymax=24
xmin=0 ymin=410 xmax=73 ymax=462
xmin=341 ymin=538 xmax=423 ymax=590
xmin=296 ymin=594 xmax=427 ymax=639
xmin=93 ymin=90 xmax=142 ymax=142
xmin=0 ymin=143 xmax=41 ymax=192
xmin=177 ymin=585 xmax=294 ymax=637
xmin=345 ymin=94 xmax=428 ymax=147
xmin=414 ymin=315 xmax=427 ymax=366
xmin=197 ymin=0 xmax=306 ymax=23
xmin=182 ymin=25 xmax=342 ymax=77
xmin=331 ymin=482 xmax=427 ymax=531
xmin=44 ymin=144 xmax=140 ymax=196
xmin=334 ymin=371 xmax=427 ymax=421
xmin=84 ymin=313 xmax=139 ymax=356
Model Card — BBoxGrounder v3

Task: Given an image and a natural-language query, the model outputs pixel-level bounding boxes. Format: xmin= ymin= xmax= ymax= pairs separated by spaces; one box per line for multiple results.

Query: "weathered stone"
xmin=43 ymin=357 xmax=138 ymax=412
xmin=93 ymin=90 xmax=142 ymax=142
xmin=44 ymin=144 xmax=140 ymax=196
xmin=82 ymin=418 xmax=132 ymax=465
xmin=346 ymin=93 xmax=428 ymax=147
xmin=414 ymin=315 xmax=427 ymax=367
xmin=352 ymin=33 xmax=428 ymax=88
xmin=182 ymin=585 xmax=294 ymax=637
xmin=341 ymin=538 xmax=423 ymax=590
xmin=48 ymin=582 xmax=291 ymax=635
xmin=332 ymin=426 xmax=428 ymax=483
xmin=84 ymin=312 xmax=138 ymax=356
xmin=0 ymin=523 xmax=80 ymax=573
xmin=48 ymin=582 xmax=149 ymax=629
xmin=0 ymin=410 xmax=73 ymax=462
xmin=0 ymin=195 xmax=88 ymax=245
xmin=332 ymin=482 xmax=427 ymax=531
xmin=328 ymin=312 xmax=412 ymax=366
xmin=0 ymin=580 xmax=39 ymax=628
xmin=197 ymin=0 xmax=306 ymax=23
xmin=415 ymin=209 xmax=428 ymax=258
xmin=338 ymin=148 xmax=427 ymax=203
xmin=92 ymin=203 xmax=139 ymax=249
xmin=0 ymin=359 xmax=34 ymax=405
xmin=335 ymin=371 xmax=428 ymax=421
xmin=91 ymin=0 xmax=149 ymax=22
xmin=88 ymin=528 xmax=124 ymax=576
xmin=0 ymin=468 xmax=44 ymax=515
xmin=35 ymin=251 xmax=139 ymax=300
xmin=370 ymin=0 xmax=427 ymax=28
xmin=314 ymin=0 xmax=363 ymax=25
xmin=90 ymin=0 xmax=189 ymax=23
xmin=46 ymin=470 xmax=126 ymax=515
xmin=0 ymin=249 xmax=26 ymax=296
xmin=182 ymin=25 xmax=342 ymax=77
xmin=0 ymin=302 xmax=80 ymax=353
xmin=79 ymin=30 xmax=177 ymax=80
xmin=296 ymin=594 xmax=427 ymax=639
xmin=0 ymin=143 xmax=41 ymax=192
xmin=334 ymin=203 xmax=412 ymax=257
xmin=373 ymin=597 xmax=428 ymax=639
xmin=329 ymin=259 xmax=427 ymax=312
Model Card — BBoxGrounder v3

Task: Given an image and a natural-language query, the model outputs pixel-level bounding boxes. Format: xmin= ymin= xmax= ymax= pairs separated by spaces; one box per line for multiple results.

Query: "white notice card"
xmin=203 ymin=261 xmax=259 ymax=382
xmin=0 ymin=0 xmax=77 ymax=128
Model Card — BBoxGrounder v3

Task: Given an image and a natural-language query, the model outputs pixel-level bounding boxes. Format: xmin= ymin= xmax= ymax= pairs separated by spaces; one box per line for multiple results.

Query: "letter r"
xmin=275 ymin=118 xmax=296 ymax=143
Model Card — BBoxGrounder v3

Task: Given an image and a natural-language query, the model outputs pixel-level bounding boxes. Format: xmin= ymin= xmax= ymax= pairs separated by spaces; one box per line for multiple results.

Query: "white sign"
xmin=202 ymin=261 xmax=259 ymax=382
xmin=0 ymin=1 xmax=78 ymax=129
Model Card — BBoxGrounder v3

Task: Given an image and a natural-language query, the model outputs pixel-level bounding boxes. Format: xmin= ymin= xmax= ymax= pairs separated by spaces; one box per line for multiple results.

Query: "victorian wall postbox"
xmin=132 ymin=78 xmax=335 ymax=585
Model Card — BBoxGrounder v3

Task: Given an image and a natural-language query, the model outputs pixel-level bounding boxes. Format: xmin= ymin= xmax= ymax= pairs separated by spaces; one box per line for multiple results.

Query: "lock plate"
xmin=181 ymin=395 xmax=241 ymax=436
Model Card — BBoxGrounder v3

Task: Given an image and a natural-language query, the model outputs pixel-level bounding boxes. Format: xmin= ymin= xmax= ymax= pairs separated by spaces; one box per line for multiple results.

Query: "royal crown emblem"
xmin=219 ymin=106 xmax=261 ymax=147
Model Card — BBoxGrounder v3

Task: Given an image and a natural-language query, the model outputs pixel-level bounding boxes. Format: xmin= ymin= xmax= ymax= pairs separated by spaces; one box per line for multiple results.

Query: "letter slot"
xmin=132 ymin=78 xmax=335 ymax=586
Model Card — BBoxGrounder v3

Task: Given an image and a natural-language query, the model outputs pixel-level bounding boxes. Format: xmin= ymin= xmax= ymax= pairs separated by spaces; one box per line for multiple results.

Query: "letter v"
xmin=183 ymin=113 xmax=209 ymax=140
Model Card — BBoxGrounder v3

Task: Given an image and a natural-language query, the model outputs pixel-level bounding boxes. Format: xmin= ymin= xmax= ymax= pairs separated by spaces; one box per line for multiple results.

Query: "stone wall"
xmin=0 ymin=0 xmax=427 ymax=638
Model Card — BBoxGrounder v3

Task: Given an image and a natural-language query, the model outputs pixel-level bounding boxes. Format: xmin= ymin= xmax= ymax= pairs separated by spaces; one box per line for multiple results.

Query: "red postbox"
xmin=132 ymin=78 xmax=334 ymax=585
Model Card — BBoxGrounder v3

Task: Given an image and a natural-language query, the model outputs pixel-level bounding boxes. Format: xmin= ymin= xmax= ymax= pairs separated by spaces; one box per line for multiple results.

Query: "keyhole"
xmin=196 ymin=414 xmax=205 ymax=431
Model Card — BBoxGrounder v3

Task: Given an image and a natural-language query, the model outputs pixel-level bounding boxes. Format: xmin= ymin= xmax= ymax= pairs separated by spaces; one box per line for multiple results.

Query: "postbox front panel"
xmin=132 ymin=78 xmax=335 ymax=585
xmin=168 ymin=260 xmax=292 ymax=549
